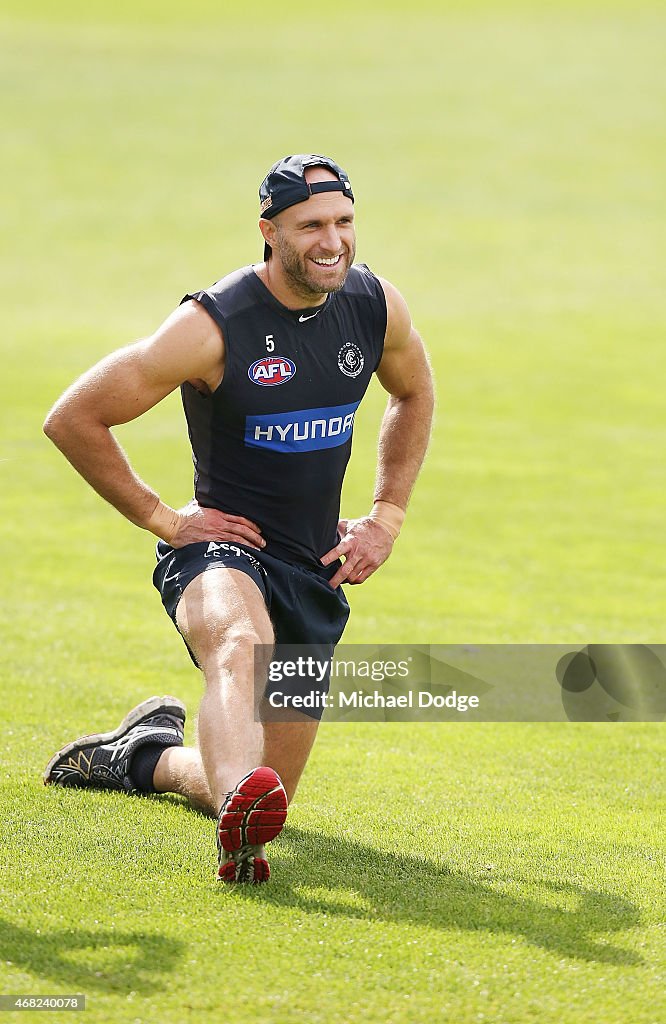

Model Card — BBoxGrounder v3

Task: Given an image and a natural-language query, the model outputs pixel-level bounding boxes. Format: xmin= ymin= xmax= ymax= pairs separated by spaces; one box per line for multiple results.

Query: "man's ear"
xmin=259 ymin=217 xmax=278 ymax=250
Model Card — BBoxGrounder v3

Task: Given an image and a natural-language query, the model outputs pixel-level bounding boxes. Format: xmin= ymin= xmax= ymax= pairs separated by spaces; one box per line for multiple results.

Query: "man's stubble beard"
xmin=274 ymin=232 xmax=356 ymax=303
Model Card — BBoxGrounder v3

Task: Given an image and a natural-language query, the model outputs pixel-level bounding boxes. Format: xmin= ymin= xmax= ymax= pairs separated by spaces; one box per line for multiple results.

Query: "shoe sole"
xmin=43 ymin=695 xmax=186 ymax=785
xmin=218 ymin=766 xmax=288 ymax=854
xmin=218 ymin=855 xmax=270 ymax=884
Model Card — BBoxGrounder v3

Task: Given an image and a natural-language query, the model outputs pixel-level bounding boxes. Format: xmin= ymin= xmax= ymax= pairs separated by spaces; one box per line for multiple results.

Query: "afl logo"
xmin=337 ymin=341 xmax=364 ymax=378
xmin=248 ymin=356 xmax=296 ymax=386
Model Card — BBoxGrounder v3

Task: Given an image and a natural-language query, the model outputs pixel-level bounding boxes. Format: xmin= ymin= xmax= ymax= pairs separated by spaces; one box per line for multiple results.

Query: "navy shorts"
xmin=152 ymin=540 xmax=350 ymax=719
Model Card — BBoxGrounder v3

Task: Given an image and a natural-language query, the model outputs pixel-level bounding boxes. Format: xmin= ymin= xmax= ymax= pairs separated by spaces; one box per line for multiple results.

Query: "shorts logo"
xmin=204 ymin=541 xmax=264 ymax=575
xmin=337 ymin=341 xmax=364 ymax=378
xmin=249 ymin=356 xmax=296 ymax=386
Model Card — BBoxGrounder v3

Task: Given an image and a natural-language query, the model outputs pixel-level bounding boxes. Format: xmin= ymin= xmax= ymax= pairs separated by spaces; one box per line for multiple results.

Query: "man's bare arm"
xmin=372 ymin=278 xmax=434 ymax=510
xmin=321 ymin=279 xmax=434 ymax=587
xmin=43 ymin=300 xmax=265 ymax=549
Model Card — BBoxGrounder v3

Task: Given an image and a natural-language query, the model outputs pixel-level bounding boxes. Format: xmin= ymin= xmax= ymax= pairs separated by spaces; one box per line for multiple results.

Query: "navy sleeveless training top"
xmin=180 ymin=264 xmax=387 ymax=567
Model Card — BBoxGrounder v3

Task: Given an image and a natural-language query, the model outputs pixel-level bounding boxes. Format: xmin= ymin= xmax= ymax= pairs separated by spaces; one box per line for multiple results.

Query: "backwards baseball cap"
xmin=259 ymin=154 xmax=354 ymax=260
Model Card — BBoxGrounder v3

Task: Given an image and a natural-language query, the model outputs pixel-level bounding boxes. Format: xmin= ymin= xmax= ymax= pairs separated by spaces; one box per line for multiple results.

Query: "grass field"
xmin=1 ymin=1 xmax=664 ymax=1022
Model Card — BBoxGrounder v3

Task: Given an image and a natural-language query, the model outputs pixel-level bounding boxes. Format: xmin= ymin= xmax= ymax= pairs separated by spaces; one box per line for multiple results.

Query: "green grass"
xmin=2 ymin=725 xmax=664 ymax=1022
xmin=1 ymin=1 xmax=665 ymax=1021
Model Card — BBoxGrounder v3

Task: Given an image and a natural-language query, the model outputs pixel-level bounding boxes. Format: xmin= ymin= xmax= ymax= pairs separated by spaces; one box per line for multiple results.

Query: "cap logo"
xmin=260 ymin=196 xmax=273 ymax=213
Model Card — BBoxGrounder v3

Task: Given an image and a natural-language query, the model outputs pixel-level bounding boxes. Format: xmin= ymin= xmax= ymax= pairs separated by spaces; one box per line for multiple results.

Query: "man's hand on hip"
xmin=170 ymin=500 xmax=265 ymax=550
xmin=320 ymin=516 xmax=394 ymax=589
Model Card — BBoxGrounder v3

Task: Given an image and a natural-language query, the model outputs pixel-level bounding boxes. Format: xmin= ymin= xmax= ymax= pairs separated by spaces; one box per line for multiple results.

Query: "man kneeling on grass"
xmin=43 ymin=154 xmax=433 ymax=883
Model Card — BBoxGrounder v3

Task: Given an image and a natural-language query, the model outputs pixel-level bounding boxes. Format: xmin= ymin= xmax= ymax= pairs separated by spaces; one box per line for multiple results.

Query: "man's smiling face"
xmin=262 ymin=166 xmax=356 ymax=303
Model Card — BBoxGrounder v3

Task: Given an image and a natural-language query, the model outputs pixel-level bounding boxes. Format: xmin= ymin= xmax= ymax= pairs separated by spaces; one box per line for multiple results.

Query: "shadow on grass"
xmin=0 ymin=919 xmax=184 ymax=993
xmin=34 ymin=793 xmax=643 ymax=968
xmin=233 ymin=826 xmax=643 ymax=967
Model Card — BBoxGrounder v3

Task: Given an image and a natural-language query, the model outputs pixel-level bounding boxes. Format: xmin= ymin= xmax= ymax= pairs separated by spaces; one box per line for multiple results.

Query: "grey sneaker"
xmin=43 ymin=695 xmax=186 ymax=792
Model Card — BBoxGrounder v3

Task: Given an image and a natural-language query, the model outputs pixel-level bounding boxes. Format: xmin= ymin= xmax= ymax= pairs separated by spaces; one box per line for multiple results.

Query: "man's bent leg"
xmin=152 ymin=568 xmax=322 ymax=813
xmin=175 ymin=567 xmax=273 ymax=813
xmin=163 ymin=566 xmax=324 ymax=881
xmin=172 ymin=571 xmax=321 ymax=805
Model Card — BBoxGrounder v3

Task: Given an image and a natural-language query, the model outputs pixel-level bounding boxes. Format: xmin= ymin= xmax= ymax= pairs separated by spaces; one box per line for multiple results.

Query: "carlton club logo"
xmin=248 ymin=356 xmax=297 ymax=386
xmin=337 ymin=341 xmax=364 ymax=378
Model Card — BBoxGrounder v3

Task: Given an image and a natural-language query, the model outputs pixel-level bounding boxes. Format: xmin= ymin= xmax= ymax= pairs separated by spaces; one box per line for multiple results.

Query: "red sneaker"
xmin=216 ymin=766 xmax=288 ymax=883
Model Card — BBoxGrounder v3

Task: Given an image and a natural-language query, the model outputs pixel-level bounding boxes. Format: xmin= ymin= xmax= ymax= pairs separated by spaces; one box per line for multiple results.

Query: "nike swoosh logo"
xmin=299 ymin=312 xmax=320 ymax=322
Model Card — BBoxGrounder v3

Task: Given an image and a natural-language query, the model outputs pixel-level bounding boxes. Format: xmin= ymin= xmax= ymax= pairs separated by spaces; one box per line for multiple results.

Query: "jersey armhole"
xmin=180 ymin=290 xmax=232 ymax=395
xmin=373 ymin=281 xmax=389 ymax=373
